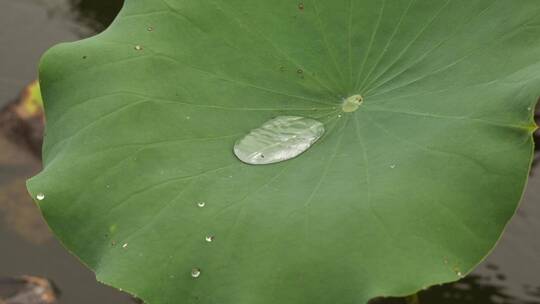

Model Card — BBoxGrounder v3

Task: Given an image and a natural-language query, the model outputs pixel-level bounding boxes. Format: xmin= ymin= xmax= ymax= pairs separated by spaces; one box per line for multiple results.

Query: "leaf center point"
xmin=342 ymin=95 xmax=363 ymax=112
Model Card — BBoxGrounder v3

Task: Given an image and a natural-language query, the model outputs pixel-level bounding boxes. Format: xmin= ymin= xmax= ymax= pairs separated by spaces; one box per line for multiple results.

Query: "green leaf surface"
xmin=29 ymin=1 xmax=540 ymax=303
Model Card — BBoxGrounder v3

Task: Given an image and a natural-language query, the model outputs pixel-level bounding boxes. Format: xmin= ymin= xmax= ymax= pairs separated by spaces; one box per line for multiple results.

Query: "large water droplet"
xmin=36 ymin=193 xmax=45 ymax=201
xmin=234 ymin=116 xmax=324 ymax=165
xmin=191 ymin=268 xmax=201 ymax=278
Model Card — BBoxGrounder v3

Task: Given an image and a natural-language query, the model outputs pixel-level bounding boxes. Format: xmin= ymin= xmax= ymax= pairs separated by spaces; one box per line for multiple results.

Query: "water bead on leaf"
xmin=191 ymin=268 xmax=201 ymax=278
xmin=233 ymin=116 xmax=325 ymax=165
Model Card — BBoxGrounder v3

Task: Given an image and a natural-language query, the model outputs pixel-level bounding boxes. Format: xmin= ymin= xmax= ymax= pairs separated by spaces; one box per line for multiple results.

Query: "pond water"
xmin=0 ymin=1 xmax=538 ymax=303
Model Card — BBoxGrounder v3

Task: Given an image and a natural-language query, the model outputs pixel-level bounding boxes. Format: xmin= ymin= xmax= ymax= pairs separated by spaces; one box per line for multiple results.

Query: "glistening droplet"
xmin=191 ymin=268 xmax=201 ymax=278
xmin=36 ymin=193 xmax=45 ymax=201
xmin=197 ymin=202 xmax=206 ymax=208
xmin=234 ymin=116 xmax=325 ymax=165
xmin=205 ymin=235 xmax=215 ymax=242
xmin=134 ymin=45 xmax=143 ymax=51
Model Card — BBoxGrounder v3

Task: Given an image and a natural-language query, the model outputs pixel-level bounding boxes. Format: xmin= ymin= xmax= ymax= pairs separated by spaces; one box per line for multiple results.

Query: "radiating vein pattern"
xmin=28 ymin=1 xmax=540 ymax=304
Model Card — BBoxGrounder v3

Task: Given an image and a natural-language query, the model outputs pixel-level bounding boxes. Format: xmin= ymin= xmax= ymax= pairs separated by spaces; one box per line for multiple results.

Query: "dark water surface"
xmin=0 ymin=1 xmax=538 ymax=303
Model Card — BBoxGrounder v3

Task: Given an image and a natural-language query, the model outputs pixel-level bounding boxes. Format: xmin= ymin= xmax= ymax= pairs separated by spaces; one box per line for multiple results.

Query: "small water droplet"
xmin=36 ymin=193 xmax=45 ymax=201
xmin=134 ymin=45 xmax=143 ymax=51
xmin=298 ymin=2 xmax=304 ymax=10
xmin=186 ymin=116 xmax=191 ymax=120
xmin=205 ymin=235 xmax=215 ymax=242
xmin=147 ymin=26 xmax=154 ymax=31
xmin=338 ymin=114 xmax=343 ymax=118
xmin=390 ymin=164 xmax=396 ymax=169
xmin=197 ymin=202 xmax=206 ymax=208
xmin=191 ymin=268 xmax=201 ymax=278
xmin=457 ymin=271 xmax=463 ymax=277
xmin=527 ymin=107 xmax=532 ymax=111
xmin=234 ymin=116 xmax=325 ymax=165
xmin=122 ymin=243 xmax=128 ymax=248
xmin=297 ymin=69 xmax=303 ymax=74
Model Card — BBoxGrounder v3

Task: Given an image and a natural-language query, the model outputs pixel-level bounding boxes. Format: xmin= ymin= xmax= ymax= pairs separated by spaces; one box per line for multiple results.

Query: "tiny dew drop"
xmin=390 ymin=164 xmax=396 ymax=169
xmin=122 ymin=243 xmax=128 ymax=249
xmin=36 ymin=193 xmax=45 ymax=201
xmin=453 ymin=266 xmax=464 ymax=278
xmin=298 ymin=2 xmax=304 ymax=10
xmin=147 ymin=26 xmax=154 ymax=31
xmin=205 ymin=235 xmax=215 ymax=242
xmin=134 ymin=45 xmax=143 ymax=51
xmin=191 ymin=268 xmax=201 ymax=278
xmin=197 ymin=202 xmax=206 ymax=208
xmin=234 ymin=116 xmax=325 ymax=165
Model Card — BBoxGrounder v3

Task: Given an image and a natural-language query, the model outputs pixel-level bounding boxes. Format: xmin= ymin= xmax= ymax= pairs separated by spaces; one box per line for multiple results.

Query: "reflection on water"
xmin=372 ymin=274 xmax=540 ymax=304
xmin=68 ymin=0 xmax=124 ymax=34
xmin=0 ymin=0 xmax=539 ymax=303
xmin=421 ymin=275 xmax=540 ymax=304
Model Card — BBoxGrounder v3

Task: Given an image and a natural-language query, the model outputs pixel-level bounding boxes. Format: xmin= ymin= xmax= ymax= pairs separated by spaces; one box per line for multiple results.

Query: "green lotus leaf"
xmin=28 ymin=1 xmax=540 ymax=303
